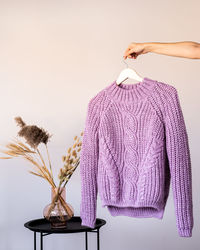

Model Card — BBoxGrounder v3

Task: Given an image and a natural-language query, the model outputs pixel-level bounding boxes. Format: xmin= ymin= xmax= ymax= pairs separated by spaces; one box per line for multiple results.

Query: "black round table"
xmin=24 ymin=216 xmax=106 ymax=250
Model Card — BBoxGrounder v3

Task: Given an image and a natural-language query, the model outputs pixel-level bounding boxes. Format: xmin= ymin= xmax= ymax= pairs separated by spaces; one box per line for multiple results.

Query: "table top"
xmin=24 ymin=216 xmax=106 ymax=233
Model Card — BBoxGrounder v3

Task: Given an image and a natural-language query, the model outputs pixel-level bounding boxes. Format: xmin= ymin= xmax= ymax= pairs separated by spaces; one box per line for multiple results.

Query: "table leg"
xmin=97 ymin=228 xmax=100 ymax=250
xmin=34 ymin=232 xmax=36 ymax=250
xmin=40 ymin=232 xmax=43 ymax=250
xmin=85 ymin=231 xmax=88 ymax=250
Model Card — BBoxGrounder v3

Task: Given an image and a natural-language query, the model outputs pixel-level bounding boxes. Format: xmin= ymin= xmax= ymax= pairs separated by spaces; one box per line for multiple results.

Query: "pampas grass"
xmin=0 ymin=116 xmax=84 ymax=220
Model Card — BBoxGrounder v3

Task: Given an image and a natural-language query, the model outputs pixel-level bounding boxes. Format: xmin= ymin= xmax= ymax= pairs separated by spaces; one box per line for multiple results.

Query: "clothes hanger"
xmin=115 ymin=57 xmax=144 ymax=85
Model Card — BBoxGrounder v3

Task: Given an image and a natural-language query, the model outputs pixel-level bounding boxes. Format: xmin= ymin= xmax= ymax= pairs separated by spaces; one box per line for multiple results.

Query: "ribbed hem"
xmin=101 ymin=199 xmax=165 ymax=219
xmin=81 ymin=218 xmax=96 ymax=228
xmin=178 ymin=228 xmax=192 ymax=237
xmin=105 ymin=77 xmax=156 ymax=103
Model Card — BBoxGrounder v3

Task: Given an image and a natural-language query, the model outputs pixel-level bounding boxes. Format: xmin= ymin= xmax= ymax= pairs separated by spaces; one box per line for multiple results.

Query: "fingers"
xmin=124 ymin=43 xmax=138 ymax=59
xmin=124 ymin=42 xmax=145 ymax=60
xmin=124 ymin=47 xmax=131 ymax=59
xmin=124 ymin=49 xmax=138 ymax=60
xmin=131 ymin=53 xmax=138 ymax=59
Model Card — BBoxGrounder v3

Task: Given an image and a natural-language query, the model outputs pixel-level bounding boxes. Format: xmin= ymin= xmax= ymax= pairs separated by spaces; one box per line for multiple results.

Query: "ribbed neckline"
xmin=105 ymin=77 xmax=156 ymax=103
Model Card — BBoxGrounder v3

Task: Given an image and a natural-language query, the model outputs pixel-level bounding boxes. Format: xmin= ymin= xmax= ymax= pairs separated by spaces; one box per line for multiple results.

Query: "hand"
xmin=123 ymin=42 xmax=149 ymax=60
xmin=124 ymin=41 xmax=200 ymax=60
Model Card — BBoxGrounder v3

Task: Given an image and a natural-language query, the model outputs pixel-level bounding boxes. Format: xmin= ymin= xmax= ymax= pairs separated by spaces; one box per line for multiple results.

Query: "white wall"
xmin=0 ymin=0 xmax=199 ymax=249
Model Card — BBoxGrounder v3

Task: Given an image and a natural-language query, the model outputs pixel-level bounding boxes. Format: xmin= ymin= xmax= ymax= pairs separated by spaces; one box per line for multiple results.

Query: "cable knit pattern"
xmin=79 ymin=77 xmax=193 ymax=237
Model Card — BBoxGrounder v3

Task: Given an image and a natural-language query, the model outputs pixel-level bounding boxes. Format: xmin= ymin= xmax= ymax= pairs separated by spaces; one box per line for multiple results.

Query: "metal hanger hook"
xmin=122 ymin=57 xmax=129 ymax=68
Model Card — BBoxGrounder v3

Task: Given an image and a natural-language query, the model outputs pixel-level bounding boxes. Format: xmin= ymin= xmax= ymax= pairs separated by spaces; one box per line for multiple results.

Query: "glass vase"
xmin=43 ymin=186 xmax=74 ymax=228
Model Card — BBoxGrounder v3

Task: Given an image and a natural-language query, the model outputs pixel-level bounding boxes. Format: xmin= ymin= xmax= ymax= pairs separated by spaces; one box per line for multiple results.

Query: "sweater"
xmin=79 ymin=77 xmax=194 ymax=237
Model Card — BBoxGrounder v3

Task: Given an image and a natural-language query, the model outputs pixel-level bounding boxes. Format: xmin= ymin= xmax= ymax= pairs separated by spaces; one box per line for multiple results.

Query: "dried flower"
xmin=14 ymin=116 xmax=52 ymax=149
xmin=15 ymin=117 xmax=26 ymax=127
xmin=0 ymin=119 xmax=84 ymax=221
xmin=72 ymin=150 xmax=77 ymax=157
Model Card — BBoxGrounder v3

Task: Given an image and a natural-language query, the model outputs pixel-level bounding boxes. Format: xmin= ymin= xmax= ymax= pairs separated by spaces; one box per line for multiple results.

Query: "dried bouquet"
xmin=0 ymin=117 xmax=83 ymax=223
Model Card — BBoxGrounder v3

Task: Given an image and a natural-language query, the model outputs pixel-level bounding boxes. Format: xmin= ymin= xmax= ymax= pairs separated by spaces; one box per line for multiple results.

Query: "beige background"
xmin=0 ymin=0 xmax=199 ymax=249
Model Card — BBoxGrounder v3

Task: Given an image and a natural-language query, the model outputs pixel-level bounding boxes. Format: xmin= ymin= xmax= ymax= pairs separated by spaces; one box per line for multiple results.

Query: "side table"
xmin=24 ymin=216 xmax=106 ymax=250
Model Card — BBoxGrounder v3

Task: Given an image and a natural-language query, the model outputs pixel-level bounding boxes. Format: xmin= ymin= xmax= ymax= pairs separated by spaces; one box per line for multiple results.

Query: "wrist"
xmin=143 ymin=42 xmax=156 ymax=53
xmin=144 ymin=42 xmax=161 ymax=53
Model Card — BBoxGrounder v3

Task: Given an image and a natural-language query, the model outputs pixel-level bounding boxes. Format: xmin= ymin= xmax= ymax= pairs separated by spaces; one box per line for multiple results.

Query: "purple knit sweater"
xmin=79 ymin=77 xmax=193 ymax=237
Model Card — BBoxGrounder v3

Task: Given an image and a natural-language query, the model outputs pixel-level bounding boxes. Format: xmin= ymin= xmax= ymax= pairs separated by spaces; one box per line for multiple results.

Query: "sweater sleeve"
xmin=79 ymin=98 xmax=100 ymax=228
xmin=164 ymin=88 xmax=194 ymax=237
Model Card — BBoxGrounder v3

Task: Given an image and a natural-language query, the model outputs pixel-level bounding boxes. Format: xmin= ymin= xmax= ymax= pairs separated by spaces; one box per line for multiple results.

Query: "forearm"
xmin=144 ymin=41 xmax=200 ymax=59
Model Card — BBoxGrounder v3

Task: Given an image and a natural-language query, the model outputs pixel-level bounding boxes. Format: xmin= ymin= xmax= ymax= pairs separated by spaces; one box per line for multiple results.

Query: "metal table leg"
xmin=85 ymin=231 xmax=88 ymax=250
xmin=34 ymin=232 xmax=36 ymax=250
xmin=33 ymin=228 xmax=100 ymax=250
xmin=88 ymin=229 xmax=100 ymax=250
xmin=40 ymin=232 xmax=43 ymax=250
xmin=97 ymin=228 xmax=100 ymax=250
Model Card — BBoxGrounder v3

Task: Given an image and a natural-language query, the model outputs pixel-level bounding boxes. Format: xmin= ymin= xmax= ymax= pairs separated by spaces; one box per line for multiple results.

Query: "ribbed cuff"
xmin=178 ymin=228 xmax=192 ymax=237
xmin=81 ymin=219 xmax=96 ymax=228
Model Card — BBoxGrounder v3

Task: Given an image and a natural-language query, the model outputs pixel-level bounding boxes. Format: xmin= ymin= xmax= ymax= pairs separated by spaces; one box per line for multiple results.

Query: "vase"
xmin=43 ymin=186 xmax=74 ymax=228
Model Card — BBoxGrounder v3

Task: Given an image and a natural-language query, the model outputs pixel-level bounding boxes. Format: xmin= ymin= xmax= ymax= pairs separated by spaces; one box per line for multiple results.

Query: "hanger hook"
xmin=122 ymin=57 xmax=129 ymax=68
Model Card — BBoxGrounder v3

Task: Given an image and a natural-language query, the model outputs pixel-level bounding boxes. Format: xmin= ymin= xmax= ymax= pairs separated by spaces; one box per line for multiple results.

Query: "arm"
xmin=146 ymin=41 xmax=200 ymax=59
xmin=124 ymin=41 xmax=200 ymax=59
xmin=79 ymin=98 xmax=100 ymax=228
xmin=164 ymin=87 xmax=194 ymax=237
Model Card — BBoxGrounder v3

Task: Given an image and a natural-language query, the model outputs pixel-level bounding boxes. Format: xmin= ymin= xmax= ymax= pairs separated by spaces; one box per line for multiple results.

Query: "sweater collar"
xmin=105 ymin=77 xmax=156 ymax=103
